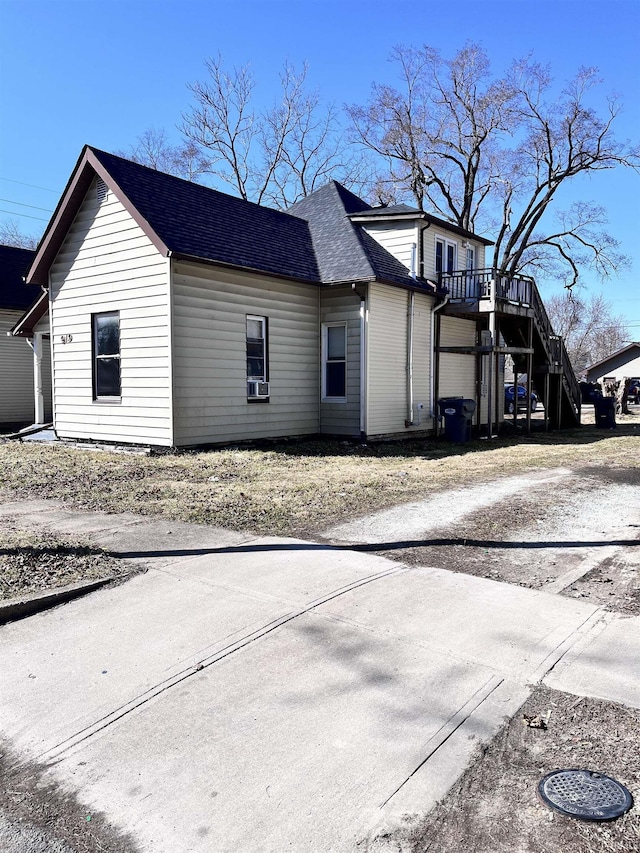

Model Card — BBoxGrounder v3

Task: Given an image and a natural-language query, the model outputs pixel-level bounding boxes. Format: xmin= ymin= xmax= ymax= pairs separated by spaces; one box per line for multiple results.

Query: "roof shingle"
xmin=0 ymin=244 xmax=37 ymax=310
xmin=89 ymin=148 xmax=321 ymax=283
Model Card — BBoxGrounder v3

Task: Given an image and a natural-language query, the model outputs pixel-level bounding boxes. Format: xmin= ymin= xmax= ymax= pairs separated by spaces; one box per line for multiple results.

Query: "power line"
xmin=0 ymin=198 xmax=53 ymax=213
xmin=0 ymin=208 xmax=49 ymax=222
xmin=0 ymin=176 xmax=59 ymax=194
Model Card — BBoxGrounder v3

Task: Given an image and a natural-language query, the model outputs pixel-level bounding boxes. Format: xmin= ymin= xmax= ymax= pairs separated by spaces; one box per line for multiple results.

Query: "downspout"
xmin=430 ymin=292 xmax=450 ymax=418
xmin=405 ymin=243 xmax=418 ymax=427
xmin=405 ymin=289 xmax=415 ymax=427
xmin=352 ymin=283 xmax=368 ymax=441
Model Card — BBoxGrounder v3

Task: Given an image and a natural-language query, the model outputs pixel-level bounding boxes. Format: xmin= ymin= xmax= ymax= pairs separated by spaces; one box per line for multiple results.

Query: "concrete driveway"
xmin=1 ymin=500 xmax=638 ymax=852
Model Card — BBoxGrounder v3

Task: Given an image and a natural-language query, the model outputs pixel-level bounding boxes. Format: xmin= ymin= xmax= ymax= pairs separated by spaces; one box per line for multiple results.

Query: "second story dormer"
xmin=348 ymin=204 xmax=493 ymax=285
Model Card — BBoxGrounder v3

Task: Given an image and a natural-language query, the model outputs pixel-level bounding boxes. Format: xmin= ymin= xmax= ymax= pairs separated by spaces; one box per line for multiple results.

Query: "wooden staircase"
xmin=440 ymin=269 xmax=581 ymax=429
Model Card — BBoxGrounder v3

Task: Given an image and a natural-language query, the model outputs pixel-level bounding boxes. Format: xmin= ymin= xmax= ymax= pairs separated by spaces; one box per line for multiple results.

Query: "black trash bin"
xmin=438 ymin=397 xmax=476 ymax=442
xmin=593 ymin=395 xmax=616 ymax=429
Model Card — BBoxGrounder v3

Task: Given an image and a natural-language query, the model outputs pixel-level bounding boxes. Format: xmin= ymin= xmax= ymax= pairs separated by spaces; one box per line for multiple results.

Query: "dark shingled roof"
xmin=89 ymin=148 xmax=321 ymax=283
xmin=28 ymin=146 xmax=439 ymax=291
xmin=287 ymin=182 xmax=425 ymax=288
xmin=0 ymin=244 xmax=37 ymax=310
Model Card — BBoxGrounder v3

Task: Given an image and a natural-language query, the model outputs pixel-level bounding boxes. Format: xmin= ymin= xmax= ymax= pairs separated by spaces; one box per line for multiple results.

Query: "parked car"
xmin=504 ymin=383 xmax=538 ymax=414
xmin=628 ymin=379 xmax=640 ymax=404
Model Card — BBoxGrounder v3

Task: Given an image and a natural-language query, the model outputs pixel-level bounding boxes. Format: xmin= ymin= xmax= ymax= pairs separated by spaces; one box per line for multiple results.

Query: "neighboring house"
xmin=0 ymin=244 xmax=52 ymax=427
xmin=586 ymin=343 xmax=640 ymax=386
xmin=17 ymin=146 xmax=578 ymax=448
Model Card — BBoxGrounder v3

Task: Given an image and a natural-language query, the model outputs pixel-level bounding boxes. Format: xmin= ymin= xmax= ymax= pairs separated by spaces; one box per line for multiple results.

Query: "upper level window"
xmin=93 ymin=312 xmax=121 ymax=399
xmin=446 ymin=243 xmax=456 ymax=273
xmin=435 ymin=238 xmax=457 ymax=275
xmin=466 ymin=246 xmax=475 ymax=271
xmin=322 ymin=322 xmax=347 ymax=400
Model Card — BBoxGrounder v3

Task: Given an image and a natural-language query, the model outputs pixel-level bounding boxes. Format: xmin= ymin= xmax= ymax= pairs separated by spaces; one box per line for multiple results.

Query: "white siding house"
xmin=48 ymin=179 xmax=173 ymax=445
xmin=586 ymin=344 xmax=640 ymax=386
xmin=20 ymin=145 xmax=506 ymax=447
xmin=0 ymin=308 xmax=34 ymax=425
xmin=172 ymin=261 xmax=319 ymax=445
xmin=0 ymin=244 xmax=52 ymax=427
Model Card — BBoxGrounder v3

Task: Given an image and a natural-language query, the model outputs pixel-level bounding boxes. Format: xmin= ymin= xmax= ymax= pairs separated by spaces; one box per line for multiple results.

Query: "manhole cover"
xmin=538 ymin=769 xmax=633 ymax=821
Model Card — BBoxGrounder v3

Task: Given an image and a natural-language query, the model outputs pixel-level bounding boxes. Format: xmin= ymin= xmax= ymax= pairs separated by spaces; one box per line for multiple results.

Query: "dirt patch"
xmin=563 ymin=554 xmax=640 ymax=616
xmin=386 ymin=686 xmax=639 ymax=853
xmin=369 ymin=468 xmax=640 ymax=615
xmin=0 ymin=524 xmax=132 ymax=601
xmin=0 ymin=740 xmax=140 ymax=852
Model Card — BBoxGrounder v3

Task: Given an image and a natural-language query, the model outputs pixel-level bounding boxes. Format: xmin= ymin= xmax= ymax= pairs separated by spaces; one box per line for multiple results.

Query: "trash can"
xmin=438 ymin=397 xmax=476 ymax=442
xmin=593 ymin=395 xmax=616 ymax=429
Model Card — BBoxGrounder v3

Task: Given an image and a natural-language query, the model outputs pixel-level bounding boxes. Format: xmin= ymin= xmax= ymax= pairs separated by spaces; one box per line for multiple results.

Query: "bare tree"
xmin=0 ymin=218 xmax=39 ymax=249
xmin=349 ymin=45 xmax=639 ymax=287
xmin=348 ymin=44 xmax=515 ymax=230
xmin=181 ymin=56 xmax=369 ymax=208
xmin=493 ymin=62 xmax=637 ymax=286
xmin=546 ymin=289 xmax=629 ymax=376
xmin=117 ymin=127 xmax=210 ymax=182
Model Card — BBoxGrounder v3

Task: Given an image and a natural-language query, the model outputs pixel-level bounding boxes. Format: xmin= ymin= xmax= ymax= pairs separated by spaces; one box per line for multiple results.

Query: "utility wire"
xmin=0 ymin=198 xmax=53 ymax=213
xmin=0 ymin=208 xmax=49 ymax=221
xmin=0 ymin=176 xmax=59 ymax=193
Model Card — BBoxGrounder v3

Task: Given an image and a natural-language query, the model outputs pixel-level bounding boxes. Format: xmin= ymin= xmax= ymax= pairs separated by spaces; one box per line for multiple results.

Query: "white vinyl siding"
xmin=412 ymin=292 xmax=433 ymax=429
xmin=49 ymin=178 xmax=172 ymax=445
xmin=423 ymin=226 xmax=485 ymax=281
xmin=361 ymin=222 xmax=418 ymax=273
xmin=171 ymin=261 xmax=318 ymax=446
xmin=0 ymin=309 xmax=34 ymax=424
xmin=439 ymin=316 xmax=477 ymax=422
xmin=366 ymin=284 xmax=434 ymax=436
xmin=319 ymin=286 xmax=361 ymax=436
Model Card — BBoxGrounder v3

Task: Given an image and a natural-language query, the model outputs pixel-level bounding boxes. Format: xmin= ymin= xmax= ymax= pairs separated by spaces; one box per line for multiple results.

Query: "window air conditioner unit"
xmin=247 ymin=380 xmax=270 ymax=398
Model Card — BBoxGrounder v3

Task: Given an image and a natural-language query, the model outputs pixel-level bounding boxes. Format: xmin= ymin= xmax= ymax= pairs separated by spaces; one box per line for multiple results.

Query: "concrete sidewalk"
xmin=1 ymin=499 xmax=639 ymax=852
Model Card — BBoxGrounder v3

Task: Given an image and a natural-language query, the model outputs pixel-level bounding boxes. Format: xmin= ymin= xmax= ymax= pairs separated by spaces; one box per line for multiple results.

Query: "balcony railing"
xmin=438 ymin=268 xmax=533 ymax=307
xmin=438 ymin=267 xmax=582 ymax=417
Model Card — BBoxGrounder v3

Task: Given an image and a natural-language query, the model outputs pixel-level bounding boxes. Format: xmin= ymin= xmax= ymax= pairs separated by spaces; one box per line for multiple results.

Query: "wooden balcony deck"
xmin=439 ymin=268 xmax=535 ymax=319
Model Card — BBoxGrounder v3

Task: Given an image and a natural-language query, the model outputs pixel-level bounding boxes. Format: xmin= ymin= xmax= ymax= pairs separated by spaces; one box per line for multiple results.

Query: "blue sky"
xmin=1 ymin=0 xmax=638 ymax=327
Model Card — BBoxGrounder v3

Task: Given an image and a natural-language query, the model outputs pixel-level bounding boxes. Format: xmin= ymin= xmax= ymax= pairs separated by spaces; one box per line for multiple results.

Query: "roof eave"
xmin=10 ymin=291 xmax=49 ymax=337
xmin=170 ymin=252 xmax=321 ymax=287
xmin=349 ymin=212 xmax=423 ymax=223
xmin=586 ymin=342 xmax=640 ymax=373
xmin=26 ymin=146 xmax=171 ymax=287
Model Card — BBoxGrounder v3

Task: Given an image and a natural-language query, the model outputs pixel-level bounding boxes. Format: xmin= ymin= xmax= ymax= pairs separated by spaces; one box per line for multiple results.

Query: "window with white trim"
xmin=435 ymin=237 xmax=457 ymax=275
xmin=246 ymin=315 xmax=269 ymax=399
xmin=93 ymin=312 xmax=121 ymax=399
xmin=322 ymin=322 xmax=347 ymax=400
xmin=466 ymin=246 xmax=475 ymax=271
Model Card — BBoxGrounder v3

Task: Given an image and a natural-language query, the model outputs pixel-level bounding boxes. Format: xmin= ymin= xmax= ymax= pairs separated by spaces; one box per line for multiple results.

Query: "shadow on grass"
xmin=247 ymin=421 xmax=639 ymax=462
xmin=0 ymin=544 xmax=107 ymax=559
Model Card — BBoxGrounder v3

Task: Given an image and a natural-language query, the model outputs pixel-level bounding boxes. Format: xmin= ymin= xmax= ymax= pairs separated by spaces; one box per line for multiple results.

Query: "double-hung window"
xmin=246 ymin=315 xmax=269 ymax=399
xmin=322 ymin=322 xmax=347 ymax=401
xmin=93 ymin=312 xmax=121 ymax=400
xmin=466 ymin=246 xmax=475 ymax=272
xmin=435 ymin=238 xmax=457 ymax=275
